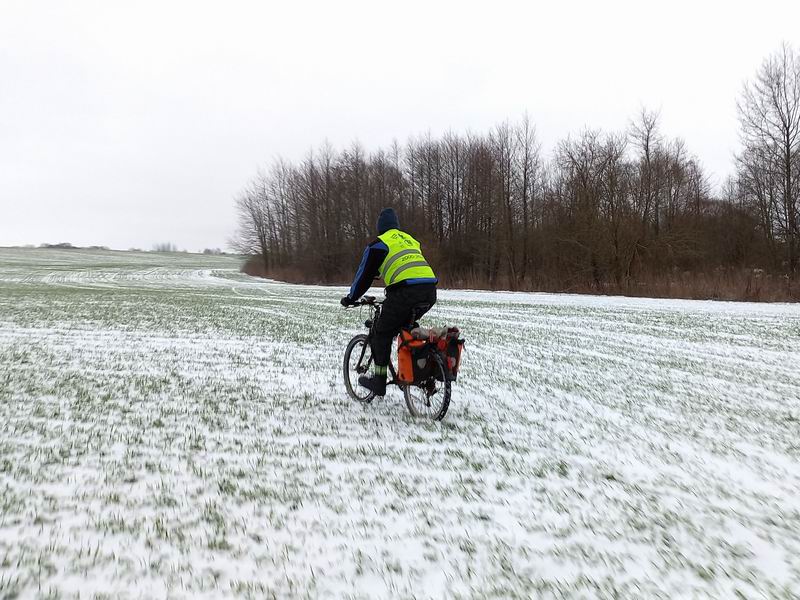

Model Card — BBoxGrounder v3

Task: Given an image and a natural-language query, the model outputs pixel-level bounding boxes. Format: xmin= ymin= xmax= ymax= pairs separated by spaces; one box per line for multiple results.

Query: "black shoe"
xmin=358 ymin=375 xmax=387 ymax=396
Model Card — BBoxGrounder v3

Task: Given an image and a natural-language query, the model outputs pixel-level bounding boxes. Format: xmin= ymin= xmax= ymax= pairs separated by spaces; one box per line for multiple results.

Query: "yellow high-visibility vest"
xmin=377 ymin=229 xmax=436 ymax=286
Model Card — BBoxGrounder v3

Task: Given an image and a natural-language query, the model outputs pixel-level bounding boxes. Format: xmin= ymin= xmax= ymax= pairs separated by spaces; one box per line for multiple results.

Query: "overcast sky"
xmin=1 ymin=0 xmax=798 ymax=252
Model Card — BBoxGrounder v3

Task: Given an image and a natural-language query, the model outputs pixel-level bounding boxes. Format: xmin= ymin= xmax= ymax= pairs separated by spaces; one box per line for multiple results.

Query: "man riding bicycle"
xmin=340 ymin=208 xmax=437 ymax=396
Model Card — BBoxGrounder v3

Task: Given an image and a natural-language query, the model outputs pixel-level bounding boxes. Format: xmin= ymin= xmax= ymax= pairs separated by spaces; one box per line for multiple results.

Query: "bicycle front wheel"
xmin=403 ymin=349 xmax=451 ymax=420
xmin=343 ymin=334 xmax=375 ymax=404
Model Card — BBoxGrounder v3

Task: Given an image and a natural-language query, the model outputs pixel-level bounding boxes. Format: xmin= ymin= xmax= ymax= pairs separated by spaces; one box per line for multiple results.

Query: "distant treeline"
xmin=30 ymin=243 xmax=228 ymax=256
xmin=234 ymin=44 xmax=800 ymax=301
xmin=37 ymin=243 xmax=110 ymax=250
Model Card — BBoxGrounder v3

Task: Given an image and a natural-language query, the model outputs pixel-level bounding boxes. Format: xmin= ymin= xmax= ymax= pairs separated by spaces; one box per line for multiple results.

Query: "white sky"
xmin=1 ymin=0 xmax=799 ymax=251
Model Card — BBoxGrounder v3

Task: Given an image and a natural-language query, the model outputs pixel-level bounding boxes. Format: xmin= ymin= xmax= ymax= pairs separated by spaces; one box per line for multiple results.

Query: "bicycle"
xmin=342 ymin=295 xmax=452 ymax=420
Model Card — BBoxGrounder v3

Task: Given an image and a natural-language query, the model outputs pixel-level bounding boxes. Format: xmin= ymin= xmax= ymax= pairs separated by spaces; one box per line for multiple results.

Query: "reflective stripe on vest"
xmin=377 ymin=229 xmax=436 ymax=285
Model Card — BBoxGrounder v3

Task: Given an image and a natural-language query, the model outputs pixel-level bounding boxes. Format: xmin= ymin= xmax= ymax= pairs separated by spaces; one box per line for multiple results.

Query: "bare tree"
xmin=630 ymin=108 xmax=662 ymax=233
xmin=737 ymin=42 xmax=800 ymax=272
xmin=513 ymin=115 xmax=541 ymax=282
xmin=232 ymin=173 xmax=270 ymax=271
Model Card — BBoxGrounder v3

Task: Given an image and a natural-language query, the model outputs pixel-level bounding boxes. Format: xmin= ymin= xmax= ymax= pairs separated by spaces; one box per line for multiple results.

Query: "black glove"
xmin=340 ymin=295 xmax=353 ymax=307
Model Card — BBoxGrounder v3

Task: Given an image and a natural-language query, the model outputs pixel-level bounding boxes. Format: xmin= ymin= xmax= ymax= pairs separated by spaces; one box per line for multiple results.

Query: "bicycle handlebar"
xmin=345 ymin=295 xmax=381 ymax=308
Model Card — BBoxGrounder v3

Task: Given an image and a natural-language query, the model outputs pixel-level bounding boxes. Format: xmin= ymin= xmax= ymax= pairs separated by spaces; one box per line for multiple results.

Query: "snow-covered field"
xmin=1 ymin=247 xmax=799 ymax=599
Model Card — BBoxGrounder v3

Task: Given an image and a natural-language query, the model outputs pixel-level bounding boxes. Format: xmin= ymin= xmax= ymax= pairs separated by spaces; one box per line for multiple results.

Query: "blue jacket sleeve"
xmin=348 ymin=240 xmax=388 ymax=300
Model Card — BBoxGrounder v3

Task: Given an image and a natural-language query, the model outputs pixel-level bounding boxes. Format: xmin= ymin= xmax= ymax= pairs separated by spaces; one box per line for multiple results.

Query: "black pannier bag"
xmin=411 ymin=344 xmax=433 ymax=382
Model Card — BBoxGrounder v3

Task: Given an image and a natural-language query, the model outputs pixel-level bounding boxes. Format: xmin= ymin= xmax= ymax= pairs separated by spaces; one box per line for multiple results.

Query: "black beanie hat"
xmin=377 ymin=208 xmax=399 ymax=234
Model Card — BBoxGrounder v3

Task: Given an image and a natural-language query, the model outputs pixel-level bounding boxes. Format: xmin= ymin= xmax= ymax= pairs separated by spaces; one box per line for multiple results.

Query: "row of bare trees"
xmin=234 ymin=44 xmax=800 ymax=300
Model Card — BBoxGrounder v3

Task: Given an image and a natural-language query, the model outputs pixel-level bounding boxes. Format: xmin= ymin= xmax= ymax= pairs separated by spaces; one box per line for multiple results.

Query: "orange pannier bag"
xmin=397 ymin=329 xmax=427 ymax=383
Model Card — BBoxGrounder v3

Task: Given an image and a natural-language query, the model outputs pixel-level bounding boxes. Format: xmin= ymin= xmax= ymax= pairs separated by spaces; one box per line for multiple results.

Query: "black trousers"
xmin=372 ymin=283 xmax=437 ymax=368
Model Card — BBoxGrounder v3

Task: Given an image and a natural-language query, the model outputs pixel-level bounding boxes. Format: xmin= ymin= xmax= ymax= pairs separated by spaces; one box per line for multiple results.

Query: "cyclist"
xmin=341 ymin=208 xmax=437 ymax=396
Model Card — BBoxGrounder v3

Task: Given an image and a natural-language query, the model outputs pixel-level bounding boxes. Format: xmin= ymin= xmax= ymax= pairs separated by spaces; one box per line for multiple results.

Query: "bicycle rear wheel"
xmin=343 ymin=334 xmax=375 ymax=404
xmin=403 ymin=349 xmax=451 ymax=420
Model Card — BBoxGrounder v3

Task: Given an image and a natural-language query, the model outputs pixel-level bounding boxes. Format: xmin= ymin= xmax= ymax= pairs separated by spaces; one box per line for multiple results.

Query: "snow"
xmin=0 ymin=247 xmax=799 ymax=598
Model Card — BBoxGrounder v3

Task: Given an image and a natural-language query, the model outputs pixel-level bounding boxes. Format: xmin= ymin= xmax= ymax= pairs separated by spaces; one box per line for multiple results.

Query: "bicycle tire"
xmin=343 ymin=334 xmax=375 ymax=404
xmin=403 ymin=349 xmax=451 ymax=420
